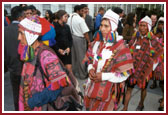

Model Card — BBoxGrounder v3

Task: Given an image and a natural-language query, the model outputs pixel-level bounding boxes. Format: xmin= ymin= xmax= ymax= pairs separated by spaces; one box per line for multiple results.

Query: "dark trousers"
xmin=10 ymin=72 xmax=21 ymax=111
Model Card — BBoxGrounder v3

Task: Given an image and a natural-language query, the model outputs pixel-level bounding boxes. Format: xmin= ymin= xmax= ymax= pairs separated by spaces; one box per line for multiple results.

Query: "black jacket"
xmin=117 ymin=20 xmax=123 ymax=35
xmin=53 ymin=22 xmax=73 ymax=51
xmin=4 ymin=22 xmax=23 ymax=75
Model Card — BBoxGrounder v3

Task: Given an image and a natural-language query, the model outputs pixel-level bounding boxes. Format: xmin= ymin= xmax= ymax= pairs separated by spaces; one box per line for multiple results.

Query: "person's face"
xmin=18 ymin=15 xmax=25 ymax=22
xmin=83 ymin=7 xmax=88 ymax=14
xmin=119 ymin=11 xmax=124 ymax=18
xmin=45 ymin=11 xmax=49 ymax=18
xmin=151 ymin=15 xmax=157 ymax=26
xmin=32 ymin=9 xmax=37 ymax=15
xmin=158 ymin=22 xmax=164 ymax=31
xmin=79 ymin=8 xmax=84 ymax=17
xmin=139 ymin=22 xmax=148 ymax=36
xmin=156 ymin=32 xmax=162 ymax=38
xmin=100 ymin=10 xmax=105 ymax=15
xmin=18 ymin=28 xmax=27 ymax=46
xmin=25 ymin=9 xmax=33 ymax=18
xmin=62 ymin=13 xmax=69 ymax=23
xmin=100 ymin=19 xmax=111 ymax=38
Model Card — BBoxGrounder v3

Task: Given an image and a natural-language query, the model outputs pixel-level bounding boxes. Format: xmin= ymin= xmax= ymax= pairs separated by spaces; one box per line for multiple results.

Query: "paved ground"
xmin=3 ymin=71 xmax=164 ymax=111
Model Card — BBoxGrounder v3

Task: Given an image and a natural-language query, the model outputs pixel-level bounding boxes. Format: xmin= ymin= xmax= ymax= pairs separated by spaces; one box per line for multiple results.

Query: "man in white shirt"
xmin=67 ymin=5 xmax=90 ymax=79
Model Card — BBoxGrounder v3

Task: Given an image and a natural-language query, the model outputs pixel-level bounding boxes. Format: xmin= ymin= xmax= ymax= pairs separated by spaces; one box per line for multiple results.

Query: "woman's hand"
xmin=65 ymin=47 xmax=70 ymax=55
xmin=89 ymin=69 xmax=95 ymax=80
xmin=58 ymin=49 xmax=65 ymax=55
xmin=93 ymin=72 xmax=102 ymax=82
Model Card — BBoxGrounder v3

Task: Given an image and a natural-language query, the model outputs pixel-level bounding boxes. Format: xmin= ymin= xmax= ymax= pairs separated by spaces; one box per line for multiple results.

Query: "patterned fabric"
xmin=128 ymin=31 xmax=163 ymax=89
xmin=83 ymin=31 xmax=133 ymax=111
xmin=153 ymin=36 xmax=164 ymax=81
xmin=19 ymin=44 xmax=70 ymax=111
xmin=18 ymin=43 xmax=35 ymax=62
xmin=84 ymin=82 xmax=125 ymax=111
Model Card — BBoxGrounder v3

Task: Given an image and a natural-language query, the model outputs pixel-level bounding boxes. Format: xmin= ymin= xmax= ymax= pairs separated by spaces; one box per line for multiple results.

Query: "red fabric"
xmin=128 ymin=32 xmax=163 ymax=88
xmin=84 ymin=38 xmax=133 ymax=106
xmin=19 ymin=44 xmax=70 ymax=111
xmin=84 ymin=82 xmax=125 ymax=111
xmin=39 ymin=17 xmax=54 ymax=35
xmin=6 ymin=17 xmax=10 ymax=25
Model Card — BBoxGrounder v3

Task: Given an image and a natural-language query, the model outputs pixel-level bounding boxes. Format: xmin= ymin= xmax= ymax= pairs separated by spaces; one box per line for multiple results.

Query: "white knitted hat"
xmin=103 ymin=9 xmax=119 ymax=32
xmin=158 ymin=17 xmax=164 ymax=22
xmin=19 ymin=16 xmax=42 ymax=46
xmin=139 ymin=16 xmax=152 ymax=31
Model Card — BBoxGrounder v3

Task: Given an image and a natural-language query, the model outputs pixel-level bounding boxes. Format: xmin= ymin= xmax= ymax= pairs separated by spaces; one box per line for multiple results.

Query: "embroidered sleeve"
xmin=40 ymin=50 xmax=70 ymax=91
xmin=102 ymin=70 xmax=131 ymax=83
xmin=87 ymin=64 xmax=94 ymax=73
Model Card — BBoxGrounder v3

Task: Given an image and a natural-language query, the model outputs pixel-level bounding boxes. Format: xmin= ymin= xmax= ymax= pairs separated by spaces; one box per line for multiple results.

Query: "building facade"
xmin=4 ymin=3 xmax=164 ymax=18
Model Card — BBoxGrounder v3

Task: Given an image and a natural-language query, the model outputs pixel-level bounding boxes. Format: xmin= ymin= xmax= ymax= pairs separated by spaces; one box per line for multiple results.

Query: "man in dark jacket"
xmin=113 ymin=7 xmax=124 ymax=35
xmin=4 ymin=6 xmax=24 ymax=111
xmin=81 ymin=4 xmax=94 ymax=42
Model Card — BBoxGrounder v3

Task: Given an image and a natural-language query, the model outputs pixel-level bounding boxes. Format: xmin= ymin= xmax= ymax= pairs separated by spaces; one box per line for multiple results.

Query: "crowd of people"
xmin=4 ymin=4 xmax=164 ymax=111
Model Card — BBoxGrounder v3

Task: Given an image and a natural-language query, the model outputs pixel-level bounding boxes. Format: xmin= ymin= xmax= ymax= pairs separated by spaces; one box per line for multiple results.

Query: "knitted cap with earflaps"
xmin=103 ymin=9 xmax=119 ymax=32
xmin=19 ymin=15 xmax=56 ymax=46
xmin=139 ymin=16 xmax=152 ymax=32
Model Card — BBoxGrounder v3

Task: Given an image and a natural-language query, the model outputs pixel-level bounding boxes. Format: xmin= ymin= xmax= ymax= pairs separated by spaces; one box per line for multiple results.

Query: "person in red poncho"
xmin=83 ymin=9 xmax=133 ymax=111
xmin=122 ymin=16 xmax=163 ymax=111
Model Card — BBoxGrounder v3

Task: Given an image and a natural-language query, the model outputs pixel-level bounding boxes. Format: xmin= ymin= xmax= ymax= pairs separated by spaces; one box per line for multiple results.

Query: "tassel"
xmin=136 ymin=31 xmax=140 ymax=38
xmin=42 ymin=40 xmax=49 ymax=46
xmin=133 ymin=32 xmax=137 ymax=37
xmin=150 ymin=49 xmax=155 ymax=56
xmin=147 ymin=32 xmax=153 ymax=39
xmin=28 ymin=46 xmax=35 ymax=62
xmin=112 ymin=94 xmax=115 ymax=100
xmin=63 ymin=78 xmax=67 ymax=86
xmin=130 ymin=46 xmax=134 ymax=54
xmin=66 ymin=76 xmax=71 ymax=85
xmin=89 ymin=56 xmax=93 ymax=60
xmin=97 ymin=54 xmax=102 ymax=60
xmin=60 ymin=79 xmax=64 ymax=87
xmin=123 ymin=72 xmax=128 ymax=76
xmin=51 ymin=82 xmax=60 ymax=90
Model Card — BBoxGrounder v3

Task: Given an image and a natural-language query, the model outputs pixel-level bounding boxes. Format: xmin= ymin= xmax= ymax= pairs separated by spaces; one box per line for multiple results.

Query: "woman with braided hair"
xmin=83 ymin=9 xmax=133 ymax=111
